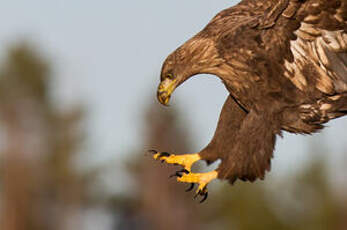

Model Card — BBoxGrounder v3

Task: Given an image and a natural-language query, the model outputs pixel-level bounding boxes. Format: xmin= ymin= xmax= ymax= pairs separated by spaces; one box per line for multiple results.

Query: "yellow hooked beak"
xmin=157 ymin=78 xmax=178 ymax=106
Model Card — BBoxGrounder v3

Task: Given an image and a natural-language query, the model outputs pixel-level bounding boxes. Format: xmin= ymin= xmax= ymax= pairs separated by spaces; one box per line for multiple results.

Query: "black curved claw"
xmin=148 ymin=149 xmax=158 ymax=154
xmin=193 ymin=187 xmax=208 ymax=203
xmin=169 ymin=169 xmax=189 ymax=178
xmin=200 ymin=192 xmax=208 ymax=203
xmin=185 ymin=183 xmax=195 ymax=192
xmin=169 ymin=171 xmax=183 ymax=178
xmin=159 ymin=152 xmax=171 ymax=157
xmin=193 ymin=191 xmax=200 ymax=199
xmin=148 ymin=150 xmax=171 ymax=158
xmin=177 ymin=169 xmax=189 ymax=174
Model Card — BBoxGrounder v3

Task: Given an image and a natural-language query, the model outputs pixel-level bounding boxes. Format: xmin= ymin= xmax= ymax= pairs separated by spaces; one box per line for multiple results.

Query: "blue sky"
xmin=1 ymin=0 xmax=346 ymax=187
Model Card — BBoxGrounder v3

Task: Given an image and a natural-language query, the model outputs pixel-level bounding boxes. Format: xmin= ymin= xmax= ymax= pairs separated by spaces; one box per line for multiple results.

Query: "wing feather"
xmin=283 ymin=0 xmax=347 ymax=94
xmin=214 ymin=0 xmax=346 ymax=97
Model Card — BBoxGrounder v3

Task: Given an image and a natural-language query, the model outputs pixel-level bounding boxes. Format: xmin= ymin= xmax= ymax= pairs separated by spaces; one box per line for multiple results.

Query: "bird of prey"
xmin=151 ymin=0 xmax=347 ymax=202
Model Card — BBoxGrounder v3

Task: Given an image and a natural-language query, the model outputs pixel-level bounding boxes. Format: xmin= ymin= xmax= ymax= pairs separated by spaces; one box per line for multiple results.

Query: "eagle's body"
xmin=152 ymin=0 xmax=347 ymax=200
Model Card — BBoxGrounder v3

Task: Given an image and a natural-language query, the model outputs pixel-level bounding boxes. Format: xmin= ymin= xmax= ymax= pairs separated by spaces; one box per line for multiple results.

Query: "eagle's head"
xmin=157 ymin=51 xmax=186 ymax=106
xmin=157 ymin=37 xmax=221 ymax=106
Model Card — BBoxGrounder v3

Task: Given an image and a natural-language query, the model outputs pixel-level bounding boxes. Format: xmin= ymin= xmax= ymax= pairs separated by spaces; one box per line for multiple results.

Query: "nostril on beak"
xmin=158 ymin=91 xmax=167 ymax=97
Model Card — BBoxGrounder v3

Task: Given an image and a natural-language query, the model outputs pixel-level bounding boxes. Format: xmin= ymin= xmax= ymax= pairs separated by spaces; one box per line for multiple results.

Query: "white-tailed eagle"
xmin=150 ymin=0 xmax=347 ymax=202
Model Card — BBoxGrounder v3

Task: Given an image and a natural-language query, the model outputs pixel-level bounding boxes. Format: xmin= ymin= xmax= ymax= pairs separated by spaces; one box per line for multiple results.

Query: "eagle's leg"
xmin=200 ymin=95 xmax=248 ymax=164
xmin=217 ymin=109 xmax=280 ymax=183
xmin=150 ymin=150 xmax=200 ymax=171
xmin=149 ymin=95 xmax=247 ymax=201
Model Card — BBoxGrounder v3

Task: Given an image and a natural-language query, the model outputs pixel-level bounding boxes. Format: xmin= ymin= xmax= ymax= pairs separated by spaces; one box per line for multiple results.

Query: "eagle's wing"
xmin=279 ymin=0 xmax=347 ymax=94
xmin=209 ymin=0 xmax=347 ymax=182
xmin=259 ymin=0 xmax=347 ymax=95
xmin=217 ymin=0 xmax=347 ymax=97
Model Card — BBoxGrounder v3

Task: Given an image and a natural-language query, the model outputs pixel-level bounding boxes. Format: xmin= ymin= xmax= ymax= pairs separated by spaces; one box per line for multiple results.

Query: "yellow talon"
xmin=177 ymin=170 xmax=218 ymax=195
xmin=149 ymin=150 xmax=217 ymax=202
xmin=152 ymin=152 xmax=200 ymax=171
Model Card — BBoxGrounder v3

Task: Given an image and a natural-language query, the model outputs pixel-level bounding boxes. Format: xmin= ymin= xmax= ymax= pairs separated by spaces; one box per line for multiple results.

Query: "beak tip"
xmin=157 ymin=78 xmax=177 ymax=106
xmin=158 ymin=97 xmax=170 ymax=106
xmin=157 ymin=91 xmax=171 ymax=106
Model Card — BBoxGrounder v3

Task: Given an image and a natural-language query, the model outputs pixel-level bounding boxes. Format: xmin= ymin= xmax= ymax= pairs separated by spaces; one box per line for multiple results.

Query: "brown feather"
xmin=159 ymin=0 xmax=347 ymax=183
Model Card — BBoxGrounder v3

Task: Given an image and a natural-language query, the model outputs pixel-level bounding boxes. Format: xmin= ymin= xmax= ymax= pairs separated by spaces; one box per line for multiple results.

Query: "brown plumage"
xmin=152 ymin=0 xmax=347 ymax=198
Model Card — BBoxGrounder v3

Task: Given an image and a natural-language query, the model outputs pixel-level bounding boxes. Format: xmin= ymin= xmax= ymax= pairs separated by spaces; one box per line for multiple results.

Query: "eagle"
xmin=150 ymin=0 xmax=347 ymax=202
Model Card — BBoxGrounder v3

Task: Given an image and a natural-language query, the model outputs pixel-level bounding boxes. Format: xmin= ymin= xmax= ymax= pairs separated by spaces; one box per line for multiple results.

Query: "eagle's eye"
xmin=167 ymin=73 xmax=175 ymax=80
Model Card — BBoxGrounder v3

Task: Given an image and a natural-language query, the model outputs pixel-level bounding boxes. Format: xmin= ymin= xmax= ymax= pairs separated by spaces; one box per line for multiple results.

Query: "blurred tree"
xmin=116 ymin=102 xmax=206 ymax=230
xmin=0 ymin=44 xmax=90 ymax=230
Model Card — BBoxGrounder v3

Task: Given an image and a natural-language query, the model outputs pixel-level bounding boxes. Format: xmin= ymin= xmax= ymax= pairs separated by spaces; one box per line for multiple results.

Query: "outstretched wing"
xmin=280 ymin=0 xmax=347 ymax=94
xmin=207 ymin=0 xmax=346 ymax=183
xmin=216 ymin=0 xmax=346 ymax=101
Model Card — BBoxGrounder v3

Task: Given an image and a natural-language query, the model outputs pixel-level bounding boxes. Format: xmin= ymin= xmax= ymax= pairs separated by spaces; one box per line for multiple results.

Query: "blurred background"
xmin=0 ymin=1 xmax=346 ymax=229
